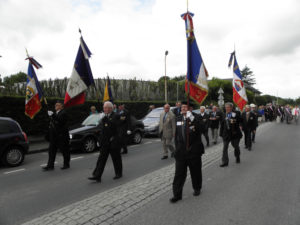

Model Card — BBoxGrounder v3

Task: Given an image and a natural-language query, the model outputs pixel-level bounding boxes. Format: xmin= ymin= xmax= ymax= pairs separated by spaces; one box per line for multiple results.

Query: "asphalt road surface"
xmin=0 ymin=138 xmax=171 ymax=225
xmin=120 ymin=122 xmax=300 ymax=225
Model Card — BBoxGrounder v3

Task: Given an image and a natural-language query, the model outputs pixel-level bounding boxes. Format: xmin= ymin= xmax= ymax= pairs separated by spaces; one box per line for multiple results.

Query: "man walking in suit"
xmin=170 ymin=101 xmax=204 ymax=203
xmin=198 ymin=106 xmax=210 ymax=147
xmin=43 ymin=101 xmax=70 ymax=171
xmin=159 ymin=104 xmax=176 ymax=160
xmin=209 ymin=106 xmax=222 ymax=144
xmin=219 ymin=102 xmax=242 ymax=167
xmin=118 ymin=104 xmax=131 ymax=154
xmin=241 ymin=105 xmax=257 ymax=151
xmin=88 ymin=101 xmax=123 ymax=183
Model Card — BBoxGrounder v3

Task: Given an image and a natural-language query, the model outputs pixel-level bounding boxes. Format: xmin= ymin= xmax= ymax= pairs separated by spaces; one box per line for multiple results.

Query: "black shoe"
xmin=248 ymin=148 xmax=252 ymax=151
xmin=252 ymin=140 xmax=255 ymax=143
xmin=113 ymin=174 xmax=122 ymax=180
xmin=193 ymin=190 xmax=201 ymax=196
xmin=213 ymin=141 xmax=217 ymax=144
xmin=88 ymin=177 xmax=101 ymax=182
xmin=60 ymin=165 xmax=70 ymax=170
xmin=121 ymin=151 xmax=128 ymax=154
xmin=219 ymin=163 xmax=228 ymax=167
xmin=42 ymin=166 xmax=54 ymax=171
xmin=244 ymin=146 xmax=248 ymax=149
xmin=161 ymin=156 xmax=168 ymax=160
xmin=169 ymin=197 xmax=182 ymax=203
xmin=236 ymin=157 xmax=240 ymax=163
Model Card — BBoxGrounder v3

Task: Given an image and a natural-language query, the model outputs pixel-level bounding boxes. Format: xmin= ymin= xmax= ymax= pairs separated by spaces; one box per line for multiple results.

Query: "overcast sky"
xmin=0 ymin=0 xmax=299 ymax=98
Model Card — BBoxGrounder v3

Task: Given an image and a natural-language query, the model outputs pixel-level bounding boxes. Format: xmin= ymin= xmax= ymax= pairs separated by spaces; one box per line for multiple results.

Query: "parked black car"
xmin=69 ymin=113 xmax=145 ymax=153
xmin=0 ymin=117 xmax=29 ymax=167
xmin=143 ymin=107 xmax=175 ymax=136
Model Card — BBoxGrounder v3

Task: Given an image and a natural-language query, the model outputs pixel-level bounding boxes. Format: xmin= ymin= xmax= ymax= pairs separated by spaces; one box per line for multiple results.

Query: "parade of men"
xmin=88 ymin=101 xmax=123 ymax=182
xmin=1 ymin=1 xmax=300 ymax=224
xmin=170 ymin=102 xmax=204 ymax=203
xmin=159 ymin=104 xmax=176 ymax=160
xmin=43 ymin=101 xmax=70 ymax=171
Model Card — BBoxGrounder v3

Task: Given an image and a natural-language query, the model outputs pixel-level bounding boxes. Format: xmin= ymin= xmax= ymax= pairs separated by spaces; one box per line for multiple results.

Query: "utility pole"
xmin=164 ymin=50 xmax=168 ymax=103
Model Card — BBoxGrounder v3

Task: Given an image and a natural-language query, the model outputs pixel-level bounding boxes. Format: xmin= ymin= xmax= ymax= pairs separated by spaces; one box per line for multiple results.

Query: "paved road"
xmin=120 ymin=122 xmax=300 ymax=225
xmin=0 ymin=138 xmax=172 ymax=225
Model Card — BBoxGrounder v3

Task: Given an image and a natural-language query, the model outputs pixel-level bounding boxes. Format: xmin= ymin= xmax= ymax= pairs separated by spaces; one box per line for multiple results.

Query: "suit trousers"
xmin=172 ymin=157 xmax=202 ymax=198
xmin=211 ymin=128 xmax=218 ymax=143
xmin=93 ymin=146 xmax=122 ymax=178
xmin=162 ymin=137 xmax=175 ymax=156
xmin=243 ymin=129 xmax=252 ymax=148
xmin=200 ymin=130 xmax=209 ymax=145
xmin=221 ymin=138 xmax=240 ymax=164
xmin=47 ymin=140 xmax=70 ymax=167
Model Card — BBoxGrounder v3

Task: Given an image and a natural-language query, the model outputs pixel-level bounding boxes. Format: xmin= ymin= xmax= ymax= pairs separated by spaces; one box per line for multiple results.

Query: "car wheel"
xmin=2 ymin=146 xmax=25 ymax=167
xmin=83 ymin=137 xmax=96 ymax=153
xmin=133 ymin=131 xmax=142 ymax=144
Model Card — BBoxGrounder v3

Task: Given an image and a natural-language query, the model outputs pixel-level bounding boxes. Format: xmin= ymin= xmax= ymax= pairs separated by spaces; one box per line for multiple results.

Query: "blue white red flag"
xmin=25 ymin=57 xmax=44 ymax=119
xmin=64 ymin=36 xmax=95 ymax=107
xmin=181 ymin=12 xmax=209 ymax=104
xmin=228 ymin=51 xmax=248 ymax=111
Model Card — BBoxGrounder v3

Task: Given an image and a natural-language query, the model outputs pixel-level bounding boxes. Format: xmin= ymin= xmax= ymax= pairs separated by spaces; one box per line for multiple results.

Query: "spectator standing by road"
xmin=159 ymin=104 xmax=176 ymax=160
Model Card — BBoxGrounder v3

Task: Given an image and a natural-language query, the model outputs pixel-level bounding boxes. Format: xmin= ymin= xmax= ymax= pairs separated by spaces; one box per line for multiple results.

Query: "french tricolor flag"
xmin=64 ymin=35 xmax=95 ymax=108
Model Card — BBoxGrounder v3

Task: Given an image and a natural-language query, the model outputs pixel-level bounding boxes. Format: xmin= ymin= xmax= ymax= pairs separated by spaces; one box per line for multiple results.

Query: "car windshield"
xmin=82 ymin=113 xmax=104 ymax=126
xmin=145 ymin=109 xmax=164 ymax=118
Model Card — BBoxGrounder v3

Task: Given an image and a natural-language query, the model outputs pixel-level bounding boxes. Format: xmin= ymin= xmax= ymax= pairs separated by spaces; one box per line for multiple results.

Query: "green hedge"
xmin=0 ymin=96 xmax=170 ymax=135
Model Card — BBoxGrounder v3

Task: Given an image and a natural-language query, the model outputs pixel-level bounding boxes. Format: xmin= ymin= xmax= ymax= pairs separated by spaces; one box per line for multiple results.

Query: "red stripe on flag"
xmin=233 ymin=88 xmax=247 ymax=111
xmin=64 ymin=92 xmax=86 ymax=108
xmin=185 ymin=81 xmax=208 ymax=104
xmin=25 ymin=94 xmax=42 ymax=119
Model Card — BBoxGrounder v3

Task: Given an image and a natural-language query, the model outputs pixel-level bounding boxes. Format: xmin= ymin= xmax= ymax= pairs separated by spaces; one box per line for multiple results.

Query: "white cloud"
xmin=0 ymin=0 xmax=299 ymax=98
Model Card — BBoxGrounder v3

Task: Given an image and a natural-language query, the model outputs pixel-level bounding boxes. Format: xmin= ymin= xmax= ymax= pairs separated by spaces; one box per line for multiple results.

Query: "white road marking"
xmin=4 ymin=168 xmax=25 ymax=175
xmin=71 ymin=156 xmax=84 ymax=161
xmin=40 ymin=162 xmax=58 ymax=167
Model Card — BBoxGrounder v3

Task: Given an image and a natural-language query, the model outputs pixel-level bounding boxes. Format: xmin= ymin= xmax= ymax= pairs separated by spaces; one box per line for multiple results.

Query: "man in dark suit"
xmin=88 ymin=101 xmax=122 ymax=183
xmin=118 ymin=104 xmax=131 ymax=154
xmin=219 ymin=102 xmax=242 ymax=167
xmin=172 ymin=101 xmax=182 ymax=117
xmin=170 ymin=101 xmax=204 ymax=203
xmin=241 ymin=105 xmax=257 ymax=151
xmin=43 ymin=101 xmax=70 ymax=171
xmin=198 ymin=106 xmax=210 ymax=147
xmin=209 ymin=106 xmax=222 ymax=144
xmin=250 ymin=104 xmax=258 ymax=143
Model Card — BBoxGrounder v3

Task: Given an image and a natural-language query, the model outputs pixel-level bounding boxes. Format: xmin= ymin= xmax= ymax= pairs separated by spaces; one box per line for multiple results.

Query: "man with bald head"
xmin=88 ymin=101 xmax=123 ymax=183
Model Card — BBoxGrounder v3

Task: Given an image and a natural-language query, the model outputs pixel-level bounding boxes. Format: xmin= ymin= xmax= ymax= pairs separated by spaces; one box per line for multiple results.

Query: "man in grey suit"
xmin=159 ymin=104 xmax=176 ymax=160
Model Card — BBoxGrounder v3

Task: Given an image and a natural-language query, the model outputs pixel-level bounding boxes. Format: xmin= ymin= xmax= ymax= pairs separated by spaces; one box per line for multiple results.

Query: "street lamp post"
xmin=164 ymin=50 xmax=168 ymax=103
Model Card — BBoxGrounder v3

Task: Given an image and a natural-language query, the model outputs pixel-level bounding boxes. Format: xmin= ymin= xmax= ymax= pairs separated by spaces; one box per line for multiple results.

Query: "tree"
xmin=3 ymin=72 xmax=27 ymax=85
xmin=241 ymin=65 xmax=256 ymax=87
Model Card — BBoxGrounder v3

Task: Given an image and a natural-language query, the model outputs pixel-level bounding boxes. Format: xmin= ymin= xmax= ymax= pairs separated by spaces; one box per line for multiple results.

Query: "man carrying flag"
xmin=170 ymin=11 xmax=205 ymax=204
xmin=103 ymin=76 xmax=113 ymax=102
xmin=228 ymin=51 xmax=248 ymax=111
xmin=25 ymin=55 xmax=44 ymax=119
xmin=64 ymin=31 xmax=95 ymax=107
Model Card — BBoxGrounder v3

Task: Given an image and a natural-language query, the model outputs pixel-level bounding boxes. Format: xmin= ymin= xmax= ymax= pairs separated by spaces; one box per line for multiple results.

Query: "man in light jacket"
xmin=159 ymin=104 xmax=176 ymax=160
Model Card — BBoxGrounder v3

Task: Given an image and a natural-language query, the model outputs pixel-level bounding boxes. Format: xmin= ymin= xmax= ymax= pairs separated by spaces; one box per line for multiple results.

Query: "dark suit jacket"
xmin=198 ymin=112 xmax=210 ymax=132
xmin=117 ymin=109 xmax=131 ymax=137
xmin=241 ymin=111 xmax=257 ymax=131
xmin=99 ymin=112 xmax=120 ymax=149
xmin=219 ymin=111 xmax=243 ymax=141
xmin=209 ymin=111 xmax=222 ymax=129
xmin=172 ymin=107 xmax=181 ymax=117
xmin=49 ymin=109 xmax=69 ymax=144
xmin=174 ymin=114 xmax=204 ymax=159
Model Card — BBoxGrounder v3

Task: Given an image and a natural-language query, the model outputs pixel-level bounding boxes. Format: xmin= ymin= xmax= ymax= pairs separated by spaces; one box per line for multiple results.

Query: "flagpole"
xmin=186 ymin=3 xmax=190 ymax=152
